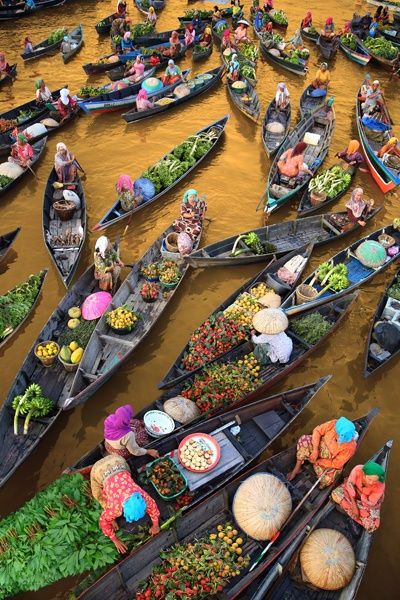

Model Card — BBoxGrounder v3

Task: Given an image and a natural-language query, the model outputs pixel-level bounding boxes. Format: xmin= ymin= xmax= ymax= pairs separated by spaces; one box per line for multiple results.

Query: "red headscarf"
xmin=292 ymin=142 xmax=307 ymax=157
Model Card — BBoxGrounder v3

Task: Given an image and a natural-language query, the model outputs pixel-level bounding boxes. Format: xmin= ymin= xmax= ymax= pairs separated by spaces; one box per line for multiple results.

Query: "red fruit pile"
xmin=140 ymin=282 xmax=159 ymax=301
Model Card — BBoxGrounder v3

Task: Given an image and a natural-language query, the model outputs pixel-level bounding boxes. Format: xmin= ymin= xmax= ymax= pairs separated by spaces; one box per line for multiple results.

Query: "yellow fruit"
xmin=236 ymin=537 xmax=243 ymax=545
xmin=218 ymin=532 xmax=224 ymax=539
xmin=68 ymin=306 xmax=81 ymax=319
xmin=67 ymin=318 xmax=80 ymax=330
xmin=69 ymin=341 xmax=79 ymax=352
xmin=71 ymin=347 xmax=83 ymax=364
xmin=235 ymin=548 xmax=242 ymax=555
xmin=217 ymin=525 xmax=223 ymax=531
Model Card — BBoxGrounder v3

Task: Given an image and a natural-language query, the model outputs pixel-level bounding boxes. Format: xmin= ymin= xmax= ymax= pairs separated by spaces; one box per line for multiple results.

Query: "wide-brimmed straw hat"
xmin=258 ymin=291 xmax=282 ymax=309
xmin=253 ymin=308 xmax=288 ymax=334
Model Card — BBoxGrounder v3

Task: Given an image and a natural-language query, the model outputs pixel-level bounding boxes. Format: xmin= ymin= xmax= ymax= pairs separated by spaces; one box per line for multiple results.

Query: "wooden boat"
xmin=134 ymin=0 xmax=165 ymax=15
xmin=21 ymin=30 xmax=66 ymax=61
xmin=299 ymin=84 xmax=327 ymax=118
xmin=316 ymin=34 xmax=339 ymax=60
xmin=93 ymin=115 xmax=229 ymax=231
xmin=0 ymin=64 xmax=17 ymax=88
xmin=78 ymin=68 xmax=183 ymax=115
xmin=192 ymin=42 xmax=213 ymax=61
xmin=185 ymin=208 xmax=381 ymax=268
xmin=297 ymin=164 xmax=356 ymax=217
xmin=266 ymin=103 xmax=335 ymax=216
xmin=76 ymin=406 xmax=378 ymax=600
xmin=78 ymin=67 xmax=155 ymax=103
xmin=380 ymin=25 xmax=400 ymax=47
xmin=356 ymin=82 xmax=400 ymax=188
xmin=64 ymin=221 xmax=204 ymax=410
xmin=160 ymin=245 xmax=313 ymax=389
xmin=0 ymin=138 xmax=47 ymax=199
xmin=256 ymin=32 xmax=308 ymax=76
xmin=251 ymin=439 xmax=392 ymax=600
xmin=0 ymin=269 xmax=47 ymax=351
xmin=338 ymin=36 xmax=371 ymax=65
xmin=122 ymin=66 xmax=223 ymax=123
xmin=300 ymin=26 xmax=319 ymax=42
xmin=267 ymin=9 xmax=289 ymax=31
xmin=364 ymin=268 xmax=400 ymax=377
xmin=106 ymin=45 xmax=189 ymax=81
xmin=0 ymin=227 xmax=21 ymax=266
xmin=227 ymin=77 xmax=260 ymax=122
xmin=0 ymin=0 xmax=64 ymax=20
xmin=61 ymin=24 xmax=84 ymax=63
xmin=281 ymin=225 xmax=400 ymax=315
xmin=262 ymin=98 xmax=291 ymax=157
xmin=178 ymin=7 xmax=233 ymax=25
xmin=221 ymin=46 xmax=257 ymax=86
xmin=134 ymin=26 xmax=200 ymax=46
xmin=42 ymin=169 xmax=86 ymax=287
xmin=95 ymin=14 xmax=115 ymax=35
xmin=351 ymin=27 xmax=398 ymax=69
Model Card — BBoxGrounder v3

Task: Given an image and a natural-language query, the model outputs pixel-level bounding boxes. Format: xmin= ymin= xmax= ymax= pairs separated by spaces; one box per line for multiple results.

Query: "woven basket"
xmin=378 ymin=233 xmax=395 ymax=249
xmin=35 ymin=341 xmax=59 ymax=367
xmin=165 ymin=232 xmax=179 ymax=252
xmin=53 ymin=199 xmax=76 ymax=222
xmin=58 ymin=354 xmax=79 ymax=372
xmin=296 ymin=283 xmax=318 ymax=305
xmin=310 ymin=190 xmax=327 ymax=206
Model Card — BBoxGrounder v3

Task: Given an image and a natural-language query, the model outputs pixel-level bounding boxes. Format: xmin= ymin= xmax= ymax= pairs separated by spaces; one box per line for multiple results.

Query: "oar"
xmin=74 ymin=158 xmax=86 ymax=176
xmin=248 ymin=469 xmax=328 ymax=572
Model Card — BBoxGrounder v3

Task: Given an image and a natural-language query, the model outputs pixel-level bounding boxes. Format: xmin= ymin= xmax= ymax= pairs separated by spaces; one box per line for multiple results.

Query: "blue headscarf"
xmin=183 ymin=189 xmax=198 ymax=203
xmin=335 ymin=417 xmax=356 ymax=444
xmin=123 ymin=492 xmax=147 ymax=523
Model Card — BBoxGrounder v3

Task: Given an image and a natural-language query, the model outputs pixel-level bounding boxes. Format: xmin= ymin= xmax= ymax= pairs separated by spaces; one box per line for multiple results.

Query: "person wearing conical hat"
xmin=251 ymin=307 xmax=293 ymax=365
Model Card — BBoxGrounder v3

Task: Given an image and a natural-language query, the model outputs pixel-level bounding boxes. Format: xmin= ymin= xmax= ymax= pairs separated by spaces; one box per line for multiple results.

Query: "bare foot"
xmin=286 ymin=470 xmax=298 ymax=482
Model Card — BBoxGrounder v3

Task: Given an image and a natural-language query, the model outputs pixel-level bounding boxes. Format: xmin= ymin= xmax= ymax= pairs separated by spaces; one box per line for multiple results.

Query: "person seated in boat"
xmin=144 ymin=5 xmax=157 ymax=26
xmin=345 ymin=187 xmax=374 ymax=227
xmin=23 ymin=36 xmax=33 ymax=54
xmin=167 ymin=30 xmax=181 ymax=54
xmin=126 ymin=54 xmax=145 ymax=82
xmin=253 ymin=8 xmax=264 ymax=31
xmin=50 ymin=88 xmax=77 ymax=123
xmin=191 ymin=11 xmax=203 ymax=31
xmin=212 ymin=5 xmax=222 ymax=22
xmin=149 ymin=51 xmax=161 ymax=66
xmin=111 ymin=16 xmax=130 ymax=39
xmin=381 ymin=6 xmax=389 ymax=24
xmin=312 ymin=62 xmax=330 ymax=89
xmin=227 ymin=53 xmax=240 ymax=81
xmin=337 ymin=20 xmax=351 ymax=36
xmin=90 ymin=454 xmax=160 ymax=553
xmin=263 ymin=0 xmax=273 ymax=13
xmin=234 ymin=20 xmax=250 ymax=44
xmin=184 ymin=23 xmax=196 ymax=46
xmin=116 ymin=174 xmax=138 ymax=211
xmin=301 ymin=10 xmax=312 ymax=29
xmin=232 ymin=0 xmax=242 ymax=18
xmin=136 ymin=88 xmax=155 ymax=113
xmin=368 ymin=18 xmax=379 ymax=38
xmin=222 ymin=28 xmax=232 ymax=49
xmin=104 ymin=404 xmax=159 ymax=460
xmin=121 ymin=31 xmax=134 ymax=52
xmin=377 ymin=136 xmax=400 ymax=160
xmin=161 ymin=59 xmax=183 ymax=85
xmin=35 ymin=79 xmax=52 ymax=105
xmin=9 ymin=134 xmax=33 ymax=168
xmin=54 ymin=142 xmax=80 ymax=183
xmin=172 ymin=189 xmax=206 ymax=241
xmin=374 ymin=5 xmax=383 ymax=21
xmin=359 ymin=73 xmax=372 ymax=101
xmin=331 ymin=460 xmax=385 ymax=533
xmin=287 ymin=416 xmax=358 ymax=488
xmin=278 ymin=142 xmax=313 ymax=181
xmin=116 ymin=0 xmax=127 ymax=18
xmin=0 ymin=52 xmax=12 ymax=79
xmin=275 ymin=82 xmax=290 ymax=110
xmin=336 ymin=140 xmax=365 ymax=167
xmin=361 ymin=79 xmax=382 ymax=115
xmin=94 ymin=235 xmax=124 ymax=292
xmin=251 ymin=307 xmax=293 ymax=366
xmin=199 ymin=26 xmax=212 ymax=47
xmin=321 ymin=16 xmax=335 ymax=38
xmin=60 ymin=35 xmax=72 ymax=55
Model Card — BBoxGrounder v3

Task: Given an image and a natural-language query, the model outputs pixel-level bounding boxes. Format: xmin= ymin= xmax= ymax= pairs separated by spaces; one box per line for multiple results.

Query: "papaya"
xmin=69 ymin=341 xmax=79 ymax=352
xmin=60 ymin=345 xmax=72 ymax=363
xmin=68 ymin=306 xmax=81 ymax=319
xmin=67 ymin=318 xmax=80 ymax=329
xmin=71 ymin=347 xmax=83 ymax=364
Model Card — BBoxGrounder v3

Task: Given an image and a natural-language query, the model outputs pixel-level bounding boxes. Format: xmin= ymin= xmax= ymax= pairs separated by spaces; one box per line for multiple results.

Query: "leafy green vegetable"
xmin=240 ymin=42 xmax=259 ymax=62
xmin=47 ymin=28 xmax=67 ymax=45
xmin=340 ymin=32 xmax=357 ymax=50
xmin=240 ymin=64 xmax=256 ymax=80
xmin=78 ymin=85 xmax=105 ymax=98
xmin=130 ymin=22 xmax=154 ymax=40
xmin=308 ymin=165 xmax=352 ymax=198
xmin=0 ymin=174 xmax=13 ymax=189
xmin=364 ymin=36 xmax=398 ymax=59
xmin=231 ymin=232 xmax=276 ymax=256
xmin=0 ymin=272 xmax=44 ymax=341
xmin=58 ymin=318 xmax=98 ymax=349
xmin=388 ymin=277 xmax=400 ymax=300
xmin=16 ymin=108 xmax=41 ymax=124
xmin=291 ymin=312 xmax=332 ymax=344
xmin=271 ymin=9 xmax=288 ymax=26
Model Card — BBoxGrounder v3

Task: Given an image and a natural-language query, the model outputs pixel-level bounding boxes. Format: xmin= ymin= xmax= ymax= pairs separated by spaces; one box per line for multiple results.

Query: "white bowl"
xmin=144 ymin=410 xmax=175 ymax=438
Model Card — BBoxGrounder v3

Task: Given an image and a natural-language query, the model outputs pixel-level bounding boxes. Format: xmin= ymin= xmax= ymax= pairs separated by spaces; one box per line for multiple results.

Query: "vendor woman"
xmin=345 ymin=187 xmax=374 ymax=226
xmin=173 ymin=189 xmax=206 ymax=240
xmin=287 ymin=416 xmax=358 ymax=488
xmin=54 ymin=142 xmax=81 ymax=183
xmin=94 ymin=235 xmax=124 ymax=292
xmin=104 ymin=404 xmax=159 ymax=459
xmin=91 ymin=454 xmax=160 ymax=553
xmin=251 ymin=307 xmax=293 ymax=365
xmin=331 ymin=460 xmax=386 ymax=533
xmin=162 ymin=59 xmax=183 ymax=85
xmin=10 ymin=134 xmax=33 ymax=168
xmin=336 ymin=140 xmax=364 ymax=167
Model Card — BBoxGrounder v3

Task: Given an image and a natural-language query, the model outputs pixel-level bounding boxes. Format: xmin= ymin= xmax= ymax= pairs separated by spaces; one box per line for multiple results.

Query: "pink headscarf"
xmin=222 ymin=29 xmax=231 ymax=40
xmin=345 ymin=187 xmax=366 ymax=218
xmin=117 ymin=174 xmax=134 ymax=193
xmin=124 ymin=31 xmax=131 ymax=41
xmin=104 ymin=405 xmax=133 ymax=441
xmin=326 ymin=16 xmax=333 ymax=25
xmin=137 ymin=89 xmax=148 ymax=101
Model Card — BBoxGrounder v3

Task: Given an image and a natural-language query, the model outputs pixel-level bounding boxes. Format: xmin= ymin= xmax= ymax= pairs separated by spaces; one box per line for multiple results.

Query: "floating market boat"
xmin=256 ymin=31 xmax=309 ymax=76
xmin=76 ymin=406 xmax=378 ymax=600
xmin=42 ymin=169 xmax=86 ymax=287
xmin=351 ymin=20 xmax=398 ymax=69
xmin=299 ymin=83 xmax=327 ymax=118
xmin=316 ymin=34 xmax=339 ymax=60
xmin=77 ymin=67 xmax=155 ymax=103
xmin=250 ymin=439 xmax=392 ymax=600
xmin=178 ymin=7 xmax=233 ymax=25
xmin=21 ymin=29 xmax=67 ymax=60
xmin=267 ymin=8 xmax=289 ymax=31
xmin=297 ymin=164 xmax=356 ymax=217
xmin=227 ymin=77 xmax=260 ymax=122
xmin=122 ymin=66 xmax=223 ymax=123
xmin=300 ymin=25 xmax=319 ymax=42
xmin=61 ymin=24 xmax=84 ymax=63
xmin=192 ymin=42 xmax=213 ymax=61
xmin=220 ymin=46 xmax=257 ymax=86
xmin=133 ymin=26 xmax=202 ymax=46
xmin=0 ymin=64 xmax=17 ymax=88
xmin=185 ymin=208 xmax=381 ymax=268
xmin=134 ymin=0 xmax=165 ymax=15
xmin=364 ymin=267 xmax=400 ymax=377
xmin=281 ymin=225 xmax=400 ymax=315
xmin=338 ymin=34 xmax=371 ymax=65
xmin=0 ymin=138 xmax=47 ymax=199
xmin=106 ymin=45 xmax=190 ymax=81
xmin=0 ymin=227 xmax=21 ymax=266
xmin=0 ymin=269 xmax=47 ymax=351
xmin=262 ymin=98 xmax=291 ymax=157
xmin=0 ymin=0 xmax=64 ymax=21
xmin=380 ymin=24 xmax=400 ymax=47
xmin=93 ymin=115 xmax=229 ymax=230
xmin=160 ymin=245 xmax=313 ymax=389
xmin=95 ymin=13 xmax=115 ymax=35
xmin=265 ymin=103 xmax=335 ymax=216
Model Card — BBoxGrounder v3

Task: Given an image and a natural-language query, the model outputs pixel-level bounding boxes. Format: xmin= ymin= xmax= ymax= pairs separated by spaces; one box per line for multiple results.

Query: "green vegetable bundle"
xmin=16 ymin=107 xmax=41 ymax=124
xmin=314 ymin=261 xmax=349 ymax=296
xmin=78 ymin=85 xmax=104 ymax=98
xmin=130 ymin=22 xmax=154 ymax=39
xmin=183 ymin=9 xmax=213 ymax=19
xmin=0 ymin=272 xmax=44 ymax=341
xmin=240 ymin=42 xmax=259 ymax=62
xmin=340 ymin=32 xmax=357 ymax=51
xmin=0 ymin=174 xmax=13 ymax=189
xmin=240 ymin=64 xmax=256 ymax=80
xmin=291 ymin=312 xmax=332 ymax=344
xmin=364 ymin=36 xmax=398 ymax=59
xmin=284 ymin=49 xmax=301 ymax=64
xmin=271 ymin=9 xmax=288 ymax=26
xmin=12 ymin=383 xmax=54 ymax=435
xmin=388 ymin=277 xmax=400 ymax=301
xmin=47 ymin=28 xmax=67 ymax=45
xmin=308 ymin=165 xmax=352 ymax=198
xmin=58 ymin=318 xmax=98 ymax=349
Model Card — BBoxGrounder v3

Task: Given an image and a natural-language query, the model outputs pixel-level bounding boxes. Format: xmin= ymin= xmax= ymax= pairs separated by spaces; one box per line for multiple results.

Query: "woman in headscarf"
xmin=162 ymin=59 xmax=183 ymax=85
xmin=275 ymin=82 xmax=290 ymax=110
xmin=126 ymin=54 xmax=145 ymax=81
xmin=0 ymin=52 xmax=11 ymax=78
xmin=184 ymin=23 xmax=196 ymax=46
xmin=234 ymin=20 xmax=250 ymax=43
xmin=54 ymin=142 xmax=80 ymax=183
xmin=104 ymin=404 xmax=159 ymax=459
xmin=227 ymin=52 xmax=240 ymax=81
xmin=331 ymin=461 xmax=386 ymax=532
xmin=199 ymin=26 xmax=212 ymax=47
xmin=51 ymin=88 xmax=77 ymax=123
xmin=345 ymin=187 xmax=374 ymax=226
xmin=301 ymin=10 xmax=313 ymax=29
xmin=165 ymin=30 xmax=181 ymax=56
xmin=35 ymin=79 xmax=52 ymax=105
xmin=312 ymin=62 xmax=330 ymax=89
xmin=121 ymin=31 xmax=134 ymax=52
xmin=222 ymin=27 xmax=232 ymax=49
xmin=116 ymin=0 xmax=127 ymax=17
xmin=278 ymin=142 xmax=313 ymax=179
xmin=173 ymin=189 xmax=206 ymax=240
xmin=251 ymin=307 xmax=293 ymax=365
xmin=23 ymin=36 xmax=34 ymax=54
xmin=9 ymin=134 xmax=33 ymax=168
xmin=60 ymin=35 xmax=72 ymax=55
xmin=336 ymin=140 xmax=365 ymax=166
xmin=94 ymin=235 xmax=124 ymax=291
xmin=321 ymin=16 xmax=335 ymax=38
xmin=263 ymin=0 xmax=273 ymax=12
xmin=116 ymin=174 xmax=138 ymax=211
xmin=377 ymin=137 xmax=400 ymax=160
xmin=90 ymin=454 xmax=160 ymax=553
xmin=287 ymin=416 xmax=359 ymax=488
xmin=232 ymin=0 xmax=242 ymax=18
xmin=253 ymin=8 xmax=264 ymax=32
xmin=135 ymin=89 xmax=154 ymax=112
xmin=144 ymin=5 xmax=157 ymax=26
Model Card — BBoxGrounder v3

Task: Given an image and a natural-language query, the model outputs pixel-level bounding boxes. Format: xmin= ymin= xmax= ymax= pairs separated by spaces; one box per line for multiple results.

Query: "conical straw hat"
xmin=258 ymin=291 xmax=281 ymax=308
xmin=252 ymin=308 xmax=288 ymax=334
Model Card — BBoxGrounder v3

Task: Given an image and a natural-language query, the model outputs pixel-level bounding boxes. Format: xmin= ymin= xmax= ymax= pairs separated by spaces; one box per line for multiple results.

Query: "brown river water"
xmin=0 ymin=0 xmax=399 ymax=598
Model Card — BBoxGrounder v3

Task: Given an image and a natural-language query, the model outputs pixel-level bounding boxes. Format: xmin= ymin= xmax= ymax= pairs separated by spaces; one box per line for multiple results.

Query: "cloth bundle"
xmin=277 ymin=254 xmax=307 ymax=285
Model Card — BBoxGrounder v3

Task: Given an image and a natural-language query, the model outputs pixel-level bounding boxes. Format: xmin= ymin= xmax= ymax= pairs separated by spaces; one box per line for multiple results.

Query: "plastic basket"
xmin=146 ymin=456 xmax=188 ymax=500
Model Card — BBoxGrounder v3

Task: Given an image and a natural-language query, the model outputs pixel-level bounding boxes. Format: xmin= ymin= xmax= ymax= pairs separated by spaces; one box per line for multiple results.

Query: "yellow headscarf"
xmin=346 ymin=140 xmax=360 ymax=155
xmin=205 ymin=26 xmax=211 ymax=35
xmin=388 ymin=137 xmax=398 ymax=146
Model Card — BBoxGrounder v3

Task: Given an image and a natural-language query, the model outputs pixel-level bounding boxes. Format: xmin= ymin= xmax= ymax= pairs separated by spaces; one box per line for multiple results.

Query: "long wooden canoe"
xmin=160 ymin=245 xmax=313 ymax=389
xmin=0 ymin=227 xmax=21 ymax=266
xmin=77 ymin=407 xmax=378 ymax=600
xmin=299 ymin=83 xmax=327 ymax=118
xmin=338 ymin=36 xmax=371 ymax=65
xmin=0 ymin=0 xmax=64 ymax=20
xmin=297 ymin=164 xmax=356 ymax=217
xmin=250 ymin=439 xmax=392 ymax=600
xmin=364 ymin=267 xmax=400 ymax=377
xmin=61 ymin=24 xmax=84 ymax=63
xmin=262 ymin=98 xmax=291 ymax=158
xmin=300 ymin=25 xmax=319 ymax=42
xmin=256 ymin=31 xmax=308 ymax=77
xmin=92 ymin=115 xmax=229 ymax=231
xmin=42 ymin=169 xmax=86 ymax=287
xmin=21 ymin=30 xmax=66 ymax=60
xmin=316 ymin=34 xmax=339 ymax=60
xmin=185 ymin=208 xmax=381 ymax=268
xmin=227 ymin=76 xmax=260 ymax=123
xmin=95 ymin=13 xmax=115 ymax=35
xmin=265 ymin=103 xmax=335 ymax=216
xmin=193 ymin=42 xmax=213 ymax=61
xmin=106 ymin=44 xmax=190 ymax=81
xmin=351 ymin=22 xmax=398 ymax=69
xmin=122 ymin=66 xmax=223 ymax=123
xmin=281 ymin=225 xmax=400 ymax=315
xmin=0 ymin=138 xmax=47 ymax=199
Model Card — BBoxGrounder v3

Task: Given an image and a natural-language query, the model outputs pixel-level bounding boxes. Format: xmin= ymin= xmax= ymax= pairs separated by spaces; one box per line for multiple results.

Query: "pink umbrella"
xmin=110 ymin=81 xmax=129 ymax=91
xmin=81 ymin=292 xmax=112 ymax=320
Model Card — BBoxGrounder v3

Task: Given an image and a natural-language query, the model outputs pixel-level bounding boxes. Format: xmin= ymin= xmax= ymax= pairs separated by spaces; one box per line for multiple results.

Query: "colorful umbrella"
xmin=110 ymin=81 xmax=129 ymax=91
xmin=81 ymin=292 xmax=112 ymax=320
